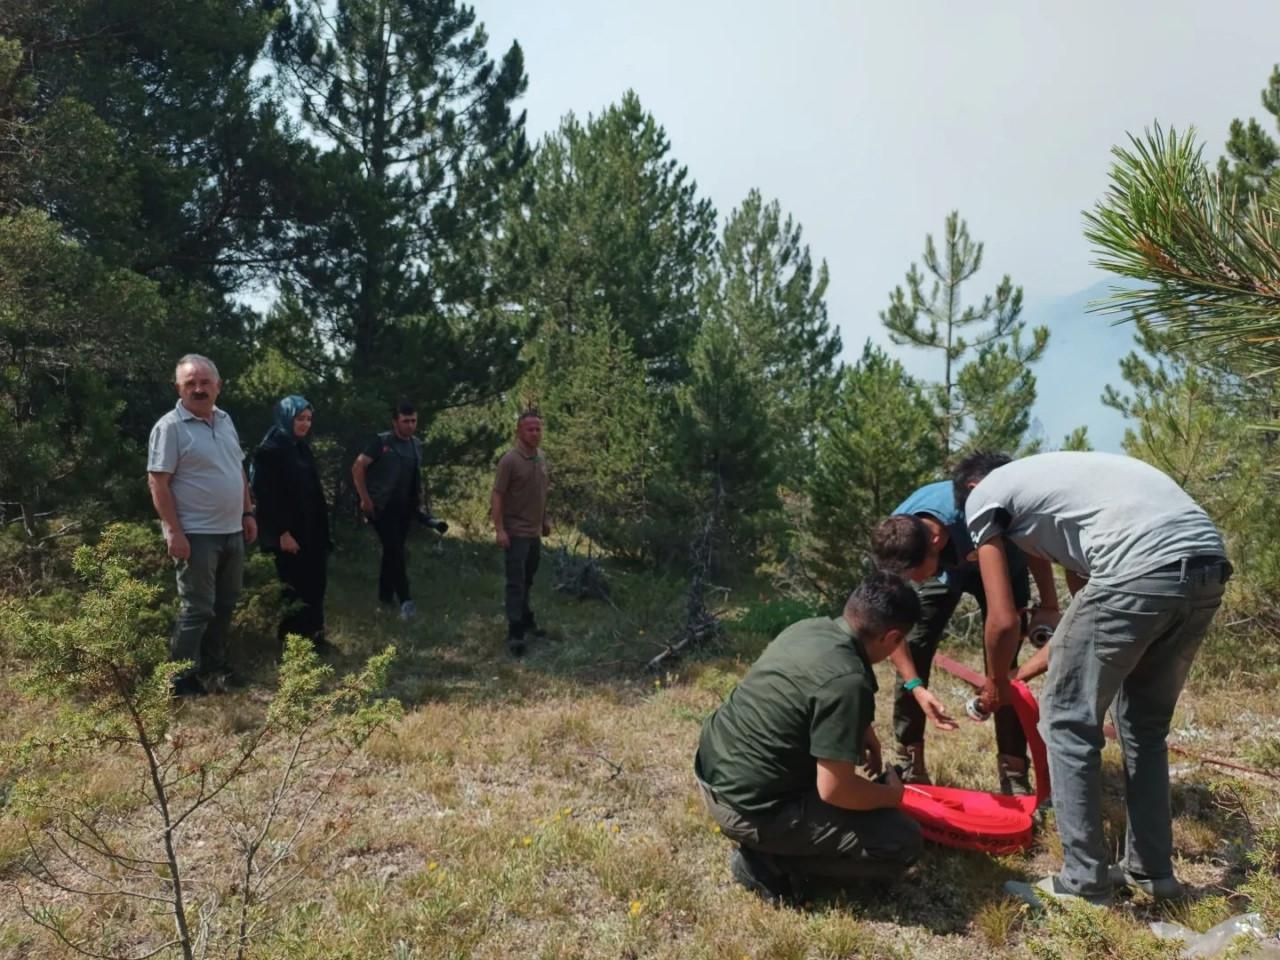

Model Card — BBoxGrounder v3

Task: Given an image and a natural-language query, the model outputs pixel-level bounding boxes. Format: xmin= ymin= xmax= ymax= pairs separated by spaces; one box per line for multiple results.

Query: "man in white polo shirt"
xmin=148 ymin=354 xmax=257 ymax=695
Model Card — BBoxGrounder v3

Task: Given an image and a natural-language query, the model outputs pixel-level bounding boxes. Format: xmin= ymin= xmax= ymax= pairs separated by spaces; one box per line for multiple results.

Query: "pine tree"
xmin=1217 ymin=64 xmax=1280 ymax=203
xmin=0 ymin=211 xmax=168 ymax=585
xmin=881 ymin=212 xmax=1048 ymax=457
xmin=800 ymin=343 xmax=943 ymax=599
xmin=534 ymin=313 xmax=658 ymax=555
xmin=511 ymin=92 xmax=717 ymax=386
xmin=666 ymin=313 xmax=781 ymax=568
xmin=1103 ymin=319 xmax=1280 ymax=592
xmin=2 ymin=0 xmax=308 ymax=438
xmin=706 ymin=189 xmax=841 ymax=480
xmin=271 ymin=0 xmax=531 ymax=454
xmin=1085 ymin=125 xmax=1280 ymax=377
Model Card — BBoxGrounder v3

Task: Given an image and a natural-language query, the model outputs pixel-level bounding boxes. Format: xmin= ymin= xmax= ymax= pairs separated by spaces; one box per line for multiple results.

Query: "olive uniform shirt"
xmin=695 ymin=616 xmax=876 ymax=816
xmin=494 ymin=447 xmax=549 ymax=538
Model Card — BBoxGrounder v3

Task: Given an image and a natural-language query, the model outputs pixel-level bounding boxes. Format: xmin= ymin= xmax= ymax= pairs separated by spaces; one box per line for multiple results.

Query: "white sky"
xmin=482 ymin=0 xmax=1280 ymax=368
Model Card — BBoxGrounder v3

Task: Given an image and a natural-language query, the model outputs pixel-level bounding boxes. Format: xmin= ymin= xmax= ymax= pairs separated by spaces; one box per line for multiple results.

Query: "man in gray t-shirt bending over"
xmin=957 ymin=451 xmax=1229 ymax=905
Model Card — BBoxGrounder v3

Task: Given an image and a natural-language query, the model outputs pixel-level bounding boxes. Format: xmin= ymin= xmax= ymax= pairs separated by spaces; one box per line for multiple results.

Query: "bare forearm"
xmin=889 ymin=640 xmax=918 ymax=683
xmin=1028 ymin=556 xmax=1059 ymax=609
xmin=1065 ymin=570 xmax=1088 ymax=597
xmin=490 ymin=491 xmax=504 ymax=533
xmin=351 ymin=461 xmax=371 ymax=501
xmin=985 ymin=619 xmax=1020 ymax=683
xmin=818 ymin=772 xmax=900 ymax=811
xmin=148 ymin=476 xmax=182 ymax=534
xmin=1015 ymin=642 xmax=1052 ymax=682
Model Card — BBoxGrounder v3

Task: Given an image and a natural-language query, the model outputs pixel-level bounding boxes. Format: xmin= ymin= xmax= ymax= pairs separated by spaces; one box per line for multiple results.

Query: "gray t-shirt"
xmin=148 ymin=402 xmax=246 ymax=535
xmin=965 ymin=452 xmax=1225 ymax=587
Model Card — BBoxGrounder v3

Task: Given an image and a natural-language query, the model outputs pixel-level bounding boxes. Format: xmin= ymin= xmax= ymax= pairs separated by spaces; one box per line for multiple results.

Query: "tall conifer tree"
xmin=706 ymin=190 xmax=841 ymax=480
xmin=881 ymin=212 xmax=1047 ymax=457
xmin=271 ymin=0 xmax=531 ymax=454
xmin=511 ymin=92 xmax=717 ymax=386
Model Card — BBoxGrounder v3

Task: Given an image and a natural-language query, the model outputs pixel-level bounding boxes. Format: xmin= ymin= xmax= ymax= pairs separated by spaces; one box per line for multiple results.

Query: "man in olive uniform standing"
xmin=352 ymin=401 xmax=425 ymax=620
xmin=491 ymin=411 xmax=551 ymax=656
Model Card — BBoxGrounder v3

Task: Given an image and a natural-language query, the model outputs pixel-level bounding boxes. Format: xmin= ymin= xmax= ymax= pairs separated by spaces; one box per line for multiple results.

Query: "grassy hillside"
xmin=1 ymin=529 xmax=1277 ymax=959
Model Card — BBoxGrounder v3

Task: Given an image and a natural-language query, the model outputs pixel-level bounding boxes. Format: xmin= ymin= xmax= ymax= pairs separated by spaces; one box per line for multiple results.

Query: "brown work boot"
xmin=998 ymin=754 xmax=1033 ymax=796
xmin=895 ymin=742 xmax=932 ymax=785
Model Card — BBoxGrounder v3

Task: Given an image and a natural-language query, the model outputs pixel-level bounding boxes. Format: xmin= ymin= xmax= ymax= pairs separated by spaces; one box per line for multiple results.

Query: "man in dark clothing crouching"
xmin=694 ymin=571 xmax=924 ymax=902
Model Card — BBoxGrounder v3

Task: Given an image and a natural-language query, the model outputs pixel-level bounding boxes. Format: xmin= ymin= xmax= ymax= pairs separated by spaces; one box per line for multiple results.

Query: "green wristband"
xmin=903 ymin=678 xmax=924 ymax=692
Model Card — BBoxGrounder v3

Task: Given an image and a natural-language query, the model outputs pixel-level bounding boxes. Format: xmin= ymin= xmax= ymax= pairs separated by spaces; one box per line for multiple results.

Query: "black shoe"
xmin=170 ymin=674 xmax=207 ymax=698
xmin=507 ymin=622 xmax=526 ymax=658
xmin=729 ymin=847 xmax=793 ymax=903
xmin=521 ymin=612 xmax=547 ymax=640
xmin=204 ymin=669 xmax=248 ymax=693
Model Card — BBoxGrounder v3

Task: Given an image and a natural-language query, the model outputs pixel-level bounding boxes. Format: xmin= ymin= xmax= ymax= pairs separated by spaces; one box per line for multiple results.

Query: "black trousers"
xmin=892 ymin=565 xmax=1031 ymax=759
xmin=373 ymin=505 xmax=412 ymax=605
xmin=504 ymin=536 xmax=541 ymax=627
xmin=274 ymin=545 xmax=327 ymax=644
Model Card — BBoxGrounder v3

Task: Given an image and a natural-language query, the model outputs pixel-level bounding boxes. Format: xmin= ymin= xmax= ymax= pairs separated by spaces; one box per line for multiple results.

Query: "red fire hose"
xmin=899 ymin=668 xmax=1047 ymax=854
xmin=901 ymin=653 xmax=1279 ymax=854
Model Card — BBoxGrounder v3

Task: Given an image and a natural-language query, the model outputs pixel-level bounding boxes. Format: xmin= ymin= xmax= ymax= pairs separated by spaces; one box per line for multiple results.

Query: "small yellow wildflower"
xmin=611 ymin=824 xmax=621 ymax=833
xmin=629 ymin=900 xmax=644 ymax=917
xmin=711 ymin=824 xmax=721 ymax=834
xmin=427 ymin=861 xmax=439 ymax=872
xmin=522 ymin=835 xmax=533 ymax=846
xmin=562 ymin=806 xmax=573 ymax=816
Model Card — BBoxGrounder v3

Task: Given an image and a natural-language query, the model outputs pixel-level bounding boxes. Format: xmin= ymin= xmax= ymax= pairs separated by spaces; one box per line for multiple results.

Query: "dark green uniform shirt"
xmin=695 ymin=616 xmax=877 ymax=815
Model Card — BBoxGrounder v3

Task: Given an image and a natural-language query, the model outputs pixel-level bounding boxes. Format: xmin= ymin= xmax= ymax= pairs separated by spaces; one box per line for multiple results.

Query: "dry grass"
xmin=1 ymin=534 xmax=1278 ymax=959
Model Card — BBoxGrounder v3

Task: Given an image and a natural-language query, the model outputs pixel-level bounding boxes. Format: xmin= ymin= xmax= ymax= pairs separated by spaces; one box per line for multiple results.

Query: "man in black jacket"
xmin=352 ymin=401 xmax=425 ymax=620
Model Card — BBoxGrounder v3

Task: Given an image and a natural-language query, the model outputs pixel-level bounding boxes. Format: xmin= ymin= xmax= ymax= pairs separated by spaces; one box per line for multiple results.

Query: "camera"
xmin=416 ymin=509 xmax=449 ymax=535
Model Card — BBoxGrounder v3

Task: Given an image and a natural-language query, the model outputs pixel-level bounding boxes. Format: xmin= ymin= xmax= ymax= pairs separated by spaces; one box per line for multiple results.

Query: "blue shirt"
xmin=895 ymin=479 xmax=1028 ymax=584
xmin=894 ymin=480 xmax=969 ymax=574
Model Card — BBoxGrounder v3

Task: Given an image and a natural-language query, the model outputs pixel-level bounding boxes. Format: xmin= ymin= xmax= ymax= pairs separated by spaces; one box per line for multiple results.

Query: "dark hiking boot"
xmin=894 ymin=742 xmax=932 ymax=786
xmin=507 ymin=621 xmax=526 ymax=658
xmin=998 ymin=754 xmax=1034 ymax=797
xmin=520 ymin=611 xmax=548 ymax=640
xmin=730 ymin=847 xmax=792 ymax=903
xmin=170 ymin=674 xmax=207 ymax=698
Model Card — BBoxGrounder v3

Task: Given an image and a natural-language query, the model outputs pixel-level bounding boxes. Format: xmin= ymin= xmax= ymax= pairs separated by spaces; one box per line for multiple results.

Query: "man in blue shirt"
xmin=874 ymin=459 xmax=1055 ymax=794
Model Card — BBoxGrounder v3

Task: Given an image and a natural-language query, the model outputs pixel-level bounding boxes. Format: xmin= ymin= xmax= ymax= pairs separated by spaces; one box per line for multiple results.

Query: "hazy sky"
xmin=481 ymin=0 xmax=1280 ymax=388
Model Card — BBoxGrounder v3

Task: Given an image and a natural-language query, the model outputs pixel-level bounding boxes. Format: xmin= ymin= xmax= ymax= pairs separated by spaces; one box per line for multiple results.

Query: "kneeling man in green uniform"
xmin=694 ymin=571 xmax=924 ymax=901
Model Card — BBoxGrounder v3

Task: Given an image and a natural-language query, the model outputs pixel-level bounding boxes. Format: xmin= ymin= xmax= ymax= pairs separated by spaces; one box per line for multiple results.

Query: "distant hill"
xmin=1024 ymin=279 xmax=1136 ymax=453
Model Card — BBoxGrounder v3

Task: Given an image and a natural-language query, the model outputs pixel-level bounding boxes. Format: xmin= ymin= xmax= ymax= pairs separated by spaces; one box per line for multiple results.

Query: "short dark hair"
xmin=844 ymin=570 xmax=921 ymax=641
xmin=517 ymin=409 xmax=542 ymax=424
xmin=953 ymin=451 xmax=1012 ymax=510
xmin=870 ymin=515 xmax=929 ymax=575
xmin=392 ymin=400 xmax=417 ymax=419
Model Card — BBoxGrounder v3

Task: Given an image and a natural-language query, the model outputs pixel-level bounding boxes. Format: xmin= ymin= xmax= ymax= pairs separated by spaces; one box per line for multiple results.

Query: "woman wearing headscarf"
xmin=251 ymin=395 xmax=331 ymax=650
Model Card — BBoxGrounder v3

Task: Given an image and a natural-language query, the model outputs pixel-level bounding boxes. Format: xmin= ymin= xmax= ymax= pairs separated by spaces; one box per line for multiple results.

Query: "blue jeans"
xmin=172 ymin=532 xmax=245 ymax=676
xmin=1041 ymin=559 xmax=1230 ymax=897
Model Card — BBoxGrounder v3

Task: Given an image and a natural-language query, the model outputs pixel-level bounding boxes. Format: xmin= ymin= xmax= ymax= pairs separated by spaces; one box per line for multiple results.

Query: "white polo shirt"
xmin=147 ymin=401 xmax=245 ymax=535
